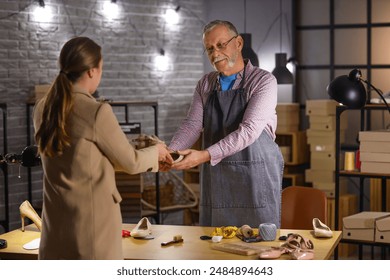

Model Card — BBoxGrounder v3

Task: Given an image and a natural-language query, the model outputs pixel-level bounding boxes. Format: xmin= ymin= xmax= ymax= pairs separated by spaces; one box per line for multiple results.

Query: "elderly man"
xmin=169 ymin=20 xmax=283 ymax=228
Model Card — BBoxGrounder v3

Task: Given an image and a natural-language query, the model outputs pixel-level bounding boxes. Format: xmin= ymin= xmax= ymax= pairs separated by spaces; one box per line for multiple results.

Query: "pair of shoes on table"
xmin=131 ymin=217 xmax=154 ymax=239
xmin=19 ymin=200 xmax=42 ymax=232
xmin=312 ymin=218 xmax=333 ymax=238
xmin=259 ymin=233 xmax=314 ymax=260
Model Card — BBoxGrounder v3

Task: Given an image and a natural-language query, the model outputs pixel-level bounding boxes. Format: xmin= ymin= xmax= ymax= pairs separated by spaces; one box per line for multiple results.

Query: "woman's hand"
xmin=156 ymin=143 xmax=173 ymax=172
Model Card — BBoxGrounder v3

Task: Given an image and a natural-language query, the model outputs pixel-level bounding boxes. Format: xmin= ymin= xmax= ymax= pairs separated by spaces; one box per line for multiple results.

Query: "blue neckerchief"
xmin=219 ymin=73 xmax=237 ymax=91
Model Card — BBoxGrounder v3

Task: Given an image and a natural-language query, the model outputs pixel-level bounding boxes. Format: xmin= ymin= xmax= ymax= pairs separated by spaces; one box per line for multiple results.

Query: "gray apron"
xmin=200 ymin=67 xmax=284 ymax=228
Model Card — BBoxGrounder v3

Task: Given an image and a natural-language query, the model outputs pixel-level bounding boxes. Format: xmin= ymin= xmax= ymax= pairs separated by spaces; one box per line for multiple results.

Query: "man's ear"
xmin=236 ymin=35 xmax=244 ymax=51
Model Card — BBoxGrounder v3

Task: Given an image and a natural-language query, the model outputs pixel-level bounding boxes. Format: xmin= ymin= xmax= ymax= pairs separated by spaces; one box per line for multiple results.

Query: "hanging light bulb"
xmin=155 ymin=48 xmax=169 ymax=71
xmin=33 ymin=0 xmax=52 ymax=22
xmin=103 ymin=0 xmax=119 ymax=20
xmin=164 ymin=6 xmax=180 ymax=25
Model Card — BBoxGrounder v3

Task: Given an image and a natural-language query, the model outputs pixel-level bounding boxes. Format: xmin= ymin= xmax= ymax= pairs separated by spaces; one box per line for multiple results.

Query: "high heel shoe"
xmin=19 ymin=200 xmax=42 ymax=232
xmin=131 ymin=217 xmax=153 ymax=239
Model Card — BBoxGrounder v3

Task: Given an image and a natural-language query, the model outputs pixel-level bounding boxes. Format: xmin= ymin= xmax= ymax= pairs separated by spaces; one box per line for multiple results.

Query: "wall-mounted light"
xmin=164 ymin=6 xmax=180 ymax=25
xmin=155 ymin=48 xmax=169 ymax=71
xmin=103 ymin=0 xmax=119 ymax=20
xmin=33 ymin=0 xmax=52 ymax=22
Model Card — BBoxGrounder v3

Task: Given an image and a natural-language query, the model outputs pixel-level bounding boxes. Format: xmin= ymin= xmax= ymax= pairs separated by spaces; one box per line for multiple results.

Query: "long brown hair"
xmin=35 ymin=37 xmax=101 ymax=157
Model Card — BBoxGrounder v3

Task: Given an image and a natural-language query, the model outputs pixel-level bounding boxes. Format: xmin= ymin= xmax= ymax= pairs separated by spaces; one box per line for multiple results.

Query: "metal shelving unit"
xmin=335 ymin=104 xmax=390 ymax=259
xmin=0 ymin=103 xmax=9 ymax=232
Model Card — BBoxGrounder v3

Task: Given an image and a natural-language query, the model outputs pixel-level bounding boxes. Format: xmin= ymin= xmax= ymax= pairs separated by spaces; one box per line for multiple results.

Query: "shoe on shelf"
xmin=312 ymin=218 xmax=333 ymax=238
xmin=19 ymin=200 xmax=42 ymax=232
xmin=131 ymin=217 xmax=154 ymax=239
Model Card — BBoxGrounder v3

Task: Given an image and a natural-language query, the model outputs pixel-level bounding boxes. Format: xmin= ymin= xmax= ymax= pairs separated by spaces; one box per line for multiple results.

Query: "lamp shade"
xmin=327 ymin=69 xmax=367 ymax=109
xmin=240 ymin=33 xmax=259 ymax=67
xmin=272 ymin=53 xmax=293 ymax=84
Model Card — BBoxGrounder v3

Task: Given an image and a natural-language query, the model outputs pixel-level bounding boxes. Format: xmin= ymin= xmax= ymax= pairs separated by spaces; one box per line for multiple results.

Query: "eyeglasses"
xmin=203 ymin=35 xmax=238 ymax=55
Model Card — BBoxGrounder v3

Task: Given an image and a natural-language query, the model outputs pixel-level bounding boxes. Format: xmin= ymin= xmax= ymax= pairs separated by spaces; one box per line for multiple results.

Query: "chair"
xmin=281 ymin=186 xmax=327 ymax=230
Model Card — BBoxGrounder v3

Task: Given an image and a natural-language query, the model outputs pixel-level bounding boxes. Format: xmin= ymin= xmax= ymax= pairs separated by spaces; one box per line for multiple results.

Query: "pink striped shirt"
xmin=169 ymin=60 xmax=278 ymax=166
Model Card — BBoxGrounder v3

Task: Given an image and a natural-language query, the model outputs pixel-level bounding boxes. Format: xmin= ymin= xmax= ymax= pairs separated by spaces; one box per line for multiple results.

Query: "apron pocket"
xmin=207 ymin=160 xmax=267 ymax=208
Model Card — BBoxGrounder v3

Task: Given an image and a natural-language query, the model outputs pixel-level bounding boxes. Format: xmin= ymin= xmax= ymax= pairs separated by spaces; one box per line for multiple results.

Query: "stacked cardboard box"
xmin=305 ymin=99 xmax=347 ymax=197
xmin=276 ymin=103 xmax=300 ymax=133
xmin=276 ymin=103 xmax=300 ymax=162
xmin=275 ymin=103 xmax=308 ymax=187
xmin=359 ymin=130 xmax=390 ymax=174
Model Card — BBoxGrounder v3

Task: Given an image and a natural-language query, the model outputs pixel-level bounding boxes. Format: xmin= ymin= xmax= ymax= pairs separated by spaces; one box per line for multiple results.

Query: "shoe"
xmin=290 ymin=248 xmax=315 ymax=260
xmin=131 ymin=217 xmax=153 ymax=239
xmin=170 ymin=152 xmax=184 ymax=164
xmin=19 ymin=200 xmax=42 ymax=232
xmin=312 ymin=218 xmax=333 ymax=238
xmin=284 ymin=233 xmax=314 ymax=250
xmin=259 ymin=246 xmax=290 ymax=259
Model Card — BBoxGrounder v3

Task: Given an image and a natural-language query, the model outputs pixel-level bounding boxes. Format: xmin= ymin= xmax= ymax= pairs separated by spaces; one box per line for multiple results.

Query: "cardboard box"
xmin=312 ymin=179 xmax=347 ymax=198
xmin=276 ymin=124 xmax=299 ymax=133
xmin=360 ymin=141 xmax=390 ymax=153
xmin=370 ymin=178 xmax=390 ymax=212
xmin=276 ymin=103 xmax=300 ymax=127
xmin=309 ymin=115 xmax=347 ymax=131
xmin=361 ymin=161 xmax=390 ymax=174
xmin=359 ymin=130 xmax=390 ymax=142
xmin=360 ymin=152 xmax=390 ymax=163
xmin=305 ymin=169 xmax=334 ymax=183
xmin=310 ymin=151 xmax=336 ymax=170
xmin=279 ymin=146 xmax=291 ymax=163
xmin=342 ymin=211 xmax=390 ymax=241
xmin=276 ymin=103 xmax=300 ymax=113
xmin=306 ymin=99 xmax=339 ymax=116
xmin=307 ymin=129 xmax=345 ymax=145
xmin=310 ymin=143 xmax=335 ymax=153
xmin=375 ymin=216 xmax=390 ymax=243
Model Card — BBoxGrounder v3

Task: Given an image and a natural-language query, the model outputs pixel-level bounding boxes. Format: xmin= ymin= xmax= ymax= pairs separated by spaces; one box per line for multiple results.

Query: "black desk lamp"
xmin=327 ymin=68 xmax=390 ymax=114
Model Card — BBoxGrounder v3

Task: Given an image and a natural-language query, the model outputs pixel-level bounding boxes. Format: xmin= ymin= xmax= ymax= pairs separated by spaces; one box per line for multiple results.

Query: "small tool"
xmin=161 ymin=235 xmax=183 ymax=246
xmin=0 ymin=239 xmax=7 ymax=249
xmin=200 ymin=235 xmax=212 ymax=240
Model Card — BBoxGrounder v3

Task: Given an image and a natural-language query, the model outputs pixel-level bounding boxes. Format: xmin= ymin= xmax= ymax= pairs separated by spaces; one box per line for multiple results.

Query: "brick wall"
xmin=0 ymin=0 xmax=205 ymax=231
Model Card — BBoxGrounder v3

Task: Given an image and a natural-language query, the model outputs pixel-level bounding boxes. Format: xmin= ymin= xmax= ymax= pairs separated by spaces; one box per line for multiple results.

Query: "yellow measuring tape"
xmin=211 ymin=226 xmax=238 ymax=239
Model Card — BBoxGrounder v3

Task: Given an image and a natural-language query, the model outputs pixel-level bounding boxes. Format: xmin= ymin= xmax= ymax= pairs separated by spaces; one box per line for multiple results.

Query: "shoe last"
xmin=131 ymin=217 xmax=153 ymax=238
xmin=312 ymin=218 xmax=333 ymax=238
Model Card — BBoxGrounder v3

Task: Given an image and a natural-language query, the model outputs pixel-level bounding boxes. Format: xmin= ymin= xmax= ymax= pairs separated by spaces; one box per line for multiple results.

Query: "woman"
xmin=33 ymin=37 xmax=172 ymax=259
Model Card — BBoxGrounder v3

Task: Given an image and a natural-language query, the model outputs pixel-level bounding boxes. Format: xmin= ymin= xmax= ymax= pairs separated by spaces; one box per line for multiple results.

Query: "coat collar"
xmin=72 ymin=86 xmax=94 ymax=100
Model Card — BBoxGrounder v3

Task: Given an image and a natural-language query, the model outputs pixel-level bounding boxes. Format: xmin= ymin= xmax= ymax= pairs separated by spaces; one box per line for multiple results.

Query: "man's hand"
xmin=171 ymin=149 xmax=211 ymax=170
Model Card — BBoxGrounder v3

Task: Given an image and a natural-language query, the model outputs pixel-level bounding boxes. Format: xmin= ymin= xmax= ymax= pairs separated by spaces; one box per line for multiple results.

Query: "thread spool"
xmin=344 ymin=152 xmax=355 ymax=171
xmin=259 ymin=223 xmax=277 ymax=241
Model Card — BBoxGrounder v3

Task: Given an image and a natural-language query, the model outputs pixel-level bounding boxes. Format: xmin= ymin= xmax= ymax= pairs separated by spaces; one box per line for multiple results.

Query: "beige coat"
xmin=33 ymin=88 xmax=158 ymax=259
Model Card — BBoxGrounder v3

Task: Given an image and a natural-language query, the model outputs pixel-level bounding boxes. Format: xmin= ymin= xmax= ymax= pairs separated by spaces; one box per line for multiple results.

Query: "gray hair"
xmin=203 ymin=20 xmax=239 ymax=36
